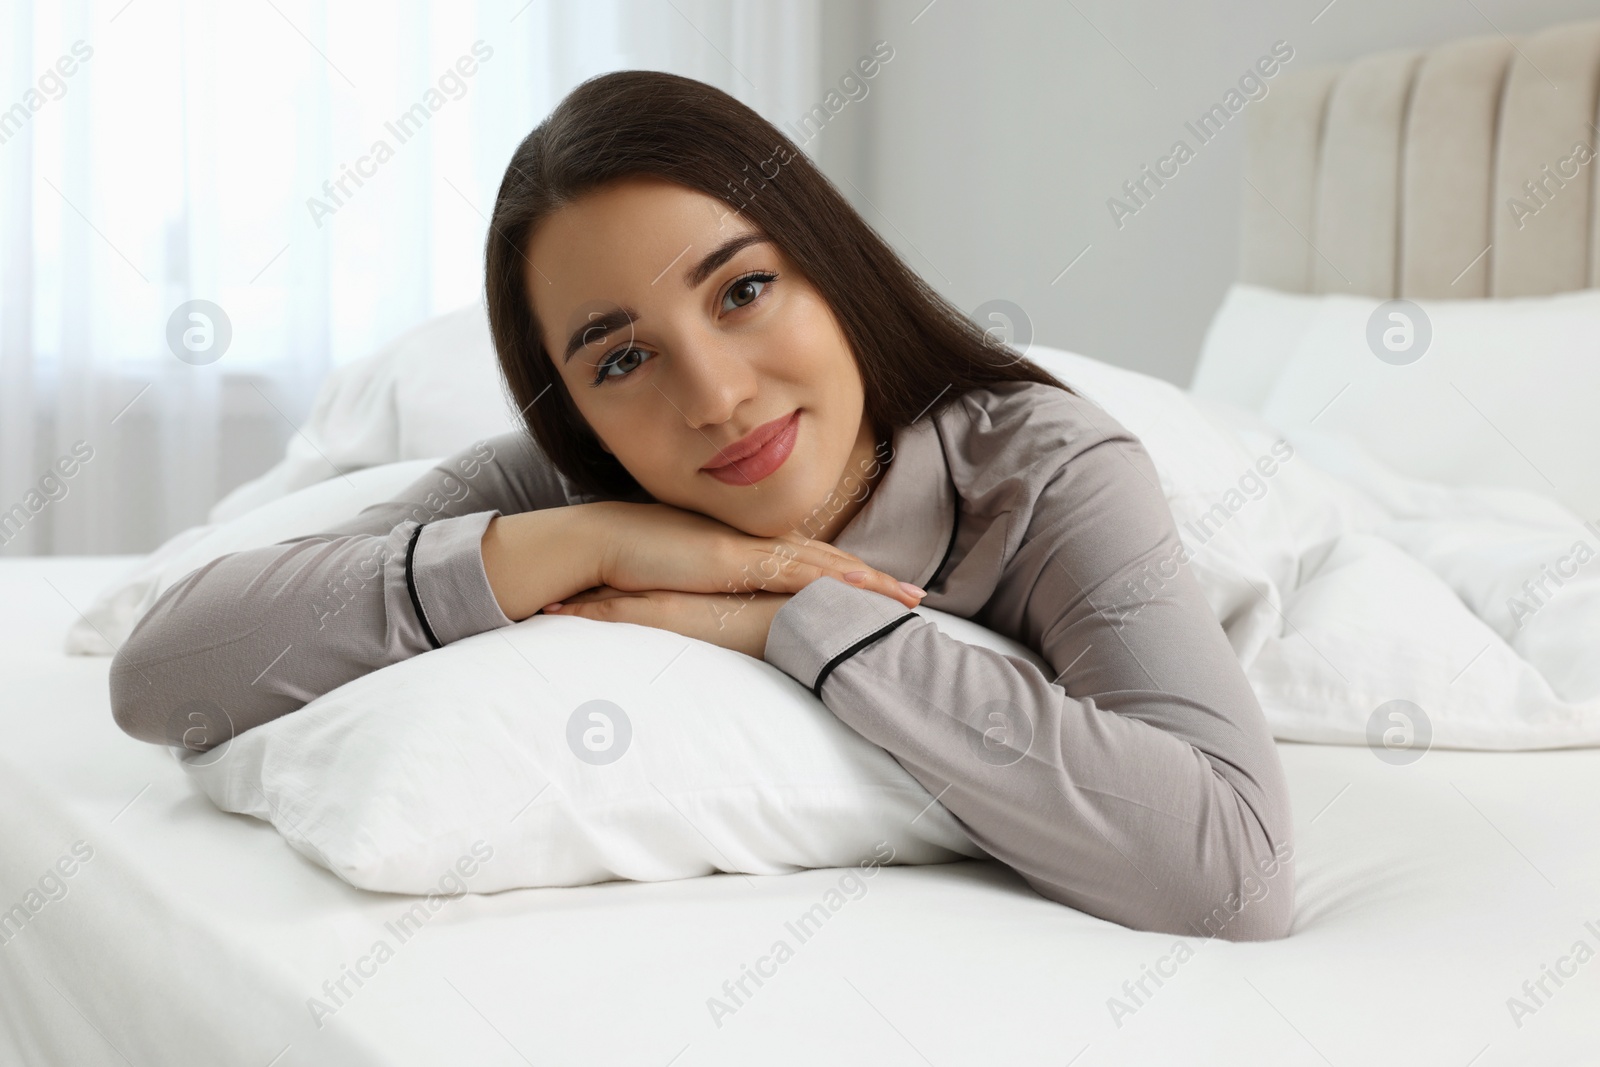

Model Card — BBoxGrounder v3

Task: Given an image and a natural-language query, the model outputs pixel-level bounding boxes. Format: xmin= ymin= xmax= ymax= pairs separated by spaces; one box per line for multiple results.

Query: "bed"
xmin=6 ymin=19 xmax=1600 ymax=1067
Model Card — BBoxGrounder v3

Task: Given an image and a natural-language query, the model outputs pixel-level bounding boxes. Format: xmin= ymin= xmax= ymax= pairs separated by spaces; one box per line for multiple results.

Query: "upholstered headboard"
xmin=1241 ymin=18 xmax=1600 ymax=298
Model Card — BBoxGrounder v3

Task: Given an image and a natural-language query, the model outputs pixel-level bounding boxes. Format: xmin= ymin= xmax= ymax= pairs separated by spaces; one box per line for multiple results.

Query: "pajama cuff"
xmin=407 ymin=511 xmax=516 ymax=649
xmin=764 ymin=576 xmax=917 ymax=696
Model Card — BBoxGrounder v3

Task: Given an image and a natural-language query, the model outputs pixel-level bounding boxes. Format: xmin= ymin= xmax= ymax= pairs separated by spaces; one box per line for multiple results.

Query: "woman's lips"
xmin=702 ymin=410 xmax=800 ymax=486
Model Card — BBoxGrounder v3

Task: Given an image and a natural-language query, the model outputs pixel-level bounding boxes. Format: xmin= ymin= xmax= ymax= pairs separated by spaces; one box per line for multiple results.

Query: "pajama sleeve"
xmin=762 ymin=431 xmax=1296 ymax=941
xmin=109 ymin=430 xmax=571 ymax=750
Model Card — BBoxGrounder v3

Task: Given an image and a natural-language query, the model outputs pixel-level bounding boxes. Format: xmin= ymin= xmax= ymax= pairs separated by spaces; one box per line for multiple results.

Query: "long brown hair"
xmin=484 ymin=69 xmax=1078 ymax=499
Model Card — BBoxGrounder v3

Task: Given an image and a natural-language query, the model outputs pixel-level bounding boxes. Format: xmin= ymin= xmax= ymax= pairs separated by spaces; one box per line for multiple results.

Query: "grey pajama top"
xmin=109 ymin=380 xmax=1296 ymax=940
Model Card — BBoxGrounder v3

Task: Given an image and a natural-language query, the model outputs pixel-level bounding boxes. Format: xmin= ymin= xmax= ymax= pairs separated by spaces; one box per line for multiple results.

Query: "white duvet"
xmin=1036 ymin=348 xmax=1600 ymax=751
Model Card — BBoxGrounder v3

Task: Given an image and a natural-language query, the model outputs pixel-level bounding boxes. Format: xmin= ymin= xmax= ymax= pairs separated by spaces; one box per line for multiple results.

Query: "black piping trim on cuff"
xmin=811 ymin=612 xmax=917 ymax=698
xmin=404 ymin=522 xmax=442 ymax=651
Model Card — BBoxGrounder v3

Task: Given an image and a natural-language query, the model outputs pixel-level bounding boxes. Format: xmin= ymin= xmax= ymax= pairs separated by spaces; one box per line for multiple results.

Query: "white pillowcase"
xmin=1191 ymin=282 xmax=1321 ymax=413
xmin=176 ymin=605 xmax=1025 ymax=893
xmin=64 ymin=459 xmax=442 ymax=656
xmin=1204 ymin=283 xmax=1600 ymax=521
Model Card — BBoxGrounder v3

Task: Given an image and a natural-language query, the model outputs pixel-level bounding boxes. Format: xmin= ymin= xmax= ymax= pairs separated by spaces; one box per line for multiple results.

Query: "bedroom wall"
xmin=812 ymin=0 xmax=1600 ymax=387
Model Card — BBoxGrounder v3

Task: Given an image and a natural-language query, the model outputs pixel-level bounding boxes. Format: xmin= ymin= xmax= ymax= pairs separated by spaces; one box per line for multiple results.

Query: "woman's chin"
xmin=716 ymin=497 xmax=821 ymax=541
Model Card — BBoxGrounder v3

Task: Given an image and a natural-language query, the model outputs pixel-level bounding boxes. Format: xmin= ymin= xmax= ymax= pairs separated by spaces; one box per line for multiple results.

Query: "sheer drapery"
xmin=0 ymin=0 xmax=821 ymax=556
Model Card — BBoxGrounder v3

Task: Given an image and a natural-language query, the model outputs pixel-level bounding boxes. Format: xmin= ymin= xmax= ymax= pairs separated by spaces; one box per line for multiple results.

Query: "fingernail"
xmin=843 ymin=570 xmax=868 ymax=584
xmin=899 ymin=581 xmax=927 ymax=598
xmin=542 ymin=602 xmax=563 ymax=613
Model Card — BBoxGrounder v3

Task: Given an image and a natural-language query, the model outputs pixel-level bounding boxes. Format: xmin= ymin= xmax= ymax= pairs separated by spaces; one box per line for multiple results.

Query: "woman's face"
xmin=525 ymin=176 xmax=883 ymax=539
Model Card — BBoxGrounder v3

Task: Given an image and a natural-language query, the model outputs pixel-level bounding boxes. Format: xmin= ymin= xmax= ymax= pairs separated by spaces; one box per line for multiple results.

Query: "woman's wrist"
xmin=480 ymin=505 xmax=608 ymax=622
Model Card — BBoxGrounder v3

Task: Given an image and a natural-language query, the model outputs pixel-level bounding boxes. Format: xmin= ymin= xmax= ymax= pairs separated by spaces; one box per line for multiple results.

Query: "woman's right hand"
xmin=587 ymin=500 xmax=926 ymax=608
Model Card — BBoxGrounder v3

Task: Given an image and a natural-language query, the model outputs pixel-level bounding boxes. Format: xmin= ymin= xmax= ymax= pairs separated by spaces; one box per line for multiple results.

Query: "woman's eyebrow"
xmin=563 ymin=307 xmax=639 ymax=364
xmin=561 ymin=233 xmax=773 ymax=363
xmin=683 ymin=232 xmax=771 ymax=289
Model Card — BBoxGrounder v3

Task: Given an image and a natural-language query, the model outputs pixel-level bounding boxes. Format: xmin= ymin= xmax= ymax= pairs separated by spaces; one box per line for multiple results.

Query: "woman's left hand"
xmin=541 ymin=586 xmax=793 ymax=660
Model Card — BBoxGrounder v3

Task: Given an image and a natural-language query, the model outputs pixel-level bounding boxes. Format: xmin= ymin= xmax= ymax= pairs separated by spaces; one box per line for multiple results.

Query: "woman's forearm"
xmin=480 ymin=504 xmax=608 ymax=622
xmin=110 ymin=430 xmax=580 ymax=749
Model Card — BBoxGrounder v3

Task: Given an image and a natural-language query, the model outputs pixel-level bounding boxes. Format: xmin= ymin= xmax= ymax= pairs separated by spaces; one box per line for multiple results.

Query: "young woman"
xmin=111 ymin=71 xmax=1295 ymax=941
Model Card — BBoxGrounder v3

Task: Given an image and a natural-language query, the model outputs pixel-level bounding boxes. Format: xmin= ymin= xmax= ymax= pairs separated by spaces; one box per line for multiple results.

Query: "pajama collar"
xmin=831 ymin=411 xmax=958 ymax=593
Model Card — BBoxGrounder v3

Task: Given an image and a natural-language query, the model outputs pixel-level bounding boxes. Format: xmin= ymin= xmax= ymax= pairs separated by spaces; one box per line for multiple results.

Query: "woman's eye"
xmin=590 ymin=273 xmax=775 ymax=387
xmin=592 ymin=347 xmax=652 ymax=386
xmin=721 ymin=272 xmax=776 ymax=313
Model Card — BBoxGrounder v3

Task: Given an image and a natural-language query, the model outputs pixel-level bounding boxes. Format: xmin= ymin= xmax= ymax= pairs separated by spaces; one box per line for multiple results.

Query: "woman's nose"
xmin=671 ymin=336 xmax=759 ymax=430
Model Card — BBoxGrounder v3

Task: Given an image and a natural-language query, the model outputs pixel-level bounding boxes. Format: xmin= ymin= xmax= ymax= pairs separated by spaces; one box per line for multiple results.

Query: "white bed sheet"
xmin=2 ymin=556 xmax=1597 ymax=1067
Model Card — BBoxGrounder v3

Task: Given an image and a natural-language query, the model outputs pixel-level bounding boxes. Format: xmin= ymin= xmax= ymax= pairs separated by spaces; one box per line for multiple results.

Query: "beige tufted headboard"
xmin=1241 ymin=18 xmax=1600 ymax=298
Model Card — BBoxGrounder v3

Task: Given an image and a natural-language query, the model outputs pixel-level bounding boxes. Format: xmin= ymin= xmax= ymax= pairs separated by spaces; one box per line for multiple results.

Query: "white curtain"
xmin=0 ymin=0 xmax=822 ymax=557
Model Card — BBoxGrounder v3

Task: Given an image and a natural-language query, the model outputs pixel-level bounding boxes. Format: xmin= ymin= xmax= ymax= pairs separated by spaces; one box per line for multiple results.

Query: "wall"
xmin=815 ymin=0 xmax=1600 ymax=385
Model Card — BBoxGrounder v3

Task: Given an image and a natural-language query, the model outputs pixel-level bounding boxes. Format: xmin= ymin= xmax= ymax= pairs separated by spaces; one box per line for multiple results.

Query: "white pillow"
xmin=207 ymin=301 xmax=515 ymax=523
xmin=1241 ymin=286 xmax=1600 ymax=520
xmin=1191 ymin=282 xmax=1321 ymax=412
xmin=64 ymin=459 xmax=442 ymax=656
xmin=175 ymin=605 xmax=1032 ymax=893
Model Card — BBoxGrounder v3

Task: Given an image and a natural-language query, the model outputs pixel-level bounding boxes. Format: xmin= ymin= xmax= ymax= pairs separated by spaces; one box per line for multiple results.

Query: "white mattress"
xmin=2 ymin=556 xmax=1597 ymax=1066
